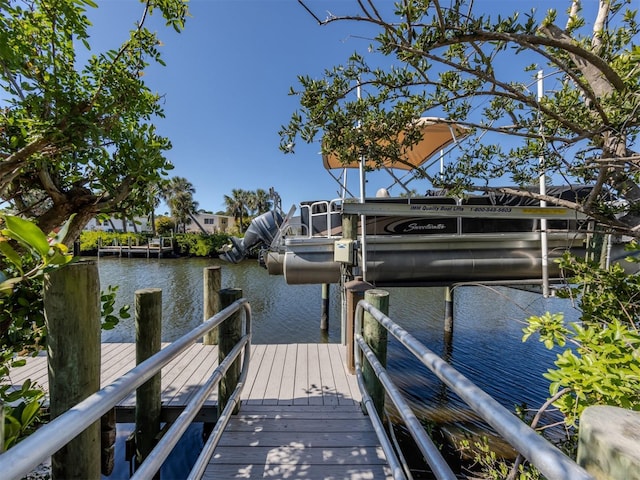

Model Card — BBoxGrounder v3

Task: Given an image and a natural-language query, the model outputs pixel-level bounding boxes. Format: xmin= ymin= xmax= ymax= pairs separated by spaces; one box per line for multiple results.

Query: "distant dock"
xmin=97 ymin=237 xmax=174 ymax=258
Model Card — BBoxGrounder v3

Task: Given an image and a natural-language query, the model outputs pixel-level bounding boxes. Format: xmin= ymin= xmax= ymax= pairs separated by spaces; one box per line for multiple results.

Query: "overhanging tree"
xmin=282 ymin=0 xmax=640 ymax=235
xmin=0 ymin=0 xmax=188 ymax=244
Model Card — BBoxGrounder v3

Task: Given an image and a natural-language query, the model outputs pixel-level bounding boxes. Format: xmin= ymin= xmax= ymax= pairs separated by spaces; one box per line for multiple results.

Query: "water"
xmin=98 ymin=256 xmax=343 ymax=344
xmin=95 ymin=256 xmax=581 ymax=477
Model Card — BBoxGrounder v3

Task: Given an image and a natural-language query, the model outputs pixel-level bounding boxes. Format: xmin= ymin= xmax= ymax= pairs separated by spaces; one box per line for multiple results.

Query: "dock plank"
xmin=262 ymin=344 xmax=287 ymax=405
xmin=234 ymin=344 xmax=265 ymax=403
xmin=293 ymin=343 xmax=309 ymax=405
xmin=329 ymin=344 xmax=359 ymax=405
xmin=317 ymin=344 xmax=340 ymax=406
xmin=165 ymin=346 xmax=218 ymax=407
xmin=278 ymin=344 xmax=298 ymax=405
xmin=307 ymin=344 xmax=325 ymax=406
xmin=244 ymin=344 xmax=277 ymax=405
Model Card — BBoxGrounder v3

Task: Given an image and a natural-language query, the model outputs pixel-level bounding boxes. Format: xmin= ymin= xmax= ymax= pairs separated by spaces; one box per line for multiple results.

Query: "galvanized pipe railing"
xmin=0 ymin=298 xmax=252 ymax=480
xmin=355 ymin=335 xmax=457 ymax=480
xmin=187 ymin=333 xmax=251 ymax=480
xmin=354 ymin=300 xmax=594 ymax=480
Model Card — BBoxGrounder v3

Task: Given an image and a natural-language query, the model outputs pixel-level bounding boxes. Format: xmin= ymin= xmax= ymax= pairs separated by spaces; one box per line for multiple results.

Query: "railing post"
xmin=203 ymin=266 xmax=222 ymax=345
xmin=135 ymin=288 xmax=162 ymax=472
xmin=219 ymin=288 xmax=243 ymax=416
xmin=345 ymin=278 xmax=373 ymax=374
xmin=43 ymin=260 xmax=101 ymax=480
xmin=363 ymin=289 xmax=389 ymax=418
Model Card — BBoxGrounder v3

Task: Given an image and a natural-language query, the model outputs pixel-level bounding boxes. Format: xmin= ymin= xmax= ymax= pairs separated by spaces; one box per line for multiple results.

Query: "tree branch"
xmin=506 ymin=388 xmax=573 ymax=480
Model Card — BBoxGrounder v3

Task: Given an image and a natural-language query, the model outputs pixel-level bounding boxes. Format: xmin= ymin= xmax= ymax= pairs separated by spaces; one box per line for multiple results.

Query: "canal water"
xmin=96 ymin=256 xmax=580 ymax=478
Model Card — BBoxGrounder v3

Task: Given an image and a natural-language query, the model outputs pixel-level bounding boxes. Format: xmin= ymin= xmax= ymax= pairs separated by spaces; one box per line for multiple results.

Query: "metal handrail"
xmin=354 ymin=299 xmax=595 ymax=480
xmin=0 ymin=298 xmax=252 ymax=480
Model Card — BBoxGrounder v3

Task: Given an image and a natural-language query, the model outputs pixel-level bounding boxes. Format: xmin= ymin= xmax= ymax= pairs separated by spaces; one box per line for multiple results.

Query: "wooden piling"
xmin=363 ymin=289 xmax=389 ymax=419
xmin=219 ymin=288 xmax=243 ymax=416
xmin=345 ymin=278 xmax=373 ymax=374
xmin=340 ymin=213 xmax=359 ymax=343
xmin=320 ymin=283 xmax=330 ymax=331
xmin=342 ymin=213 xmax=358 ymax=242
xmin=444 ymin=286 xmax=454 ymax=334
xmin=43 ymin=261 xmax=101 ymax=480
xmin=101 ymin=408 xmax=116 ymax=475
xmin=203 ymin=266 xmax=222 ymax=345
xmin=134 ymin=288 xmax=162 ymax=471
xmin=0 ymin=402 xmax=4 ymax=454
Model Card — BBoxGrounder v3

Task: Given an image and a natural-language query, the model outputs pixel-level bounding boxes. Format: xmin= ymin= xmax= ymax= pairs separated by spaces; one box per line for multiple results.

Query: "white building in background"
xmin=83 ymin=212 xmax=235 ymax=234
xmin=84 ymin=216 xmax=153 ymax=233
xmin=186 ymin=213 xmax=234 ymax=234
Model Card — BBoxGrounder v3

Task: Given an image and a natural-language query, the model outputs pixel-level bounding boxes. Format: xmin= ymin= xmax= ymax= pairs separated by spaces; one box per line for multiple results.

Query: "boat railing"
xmin=0 ymin=299 xmax=252 ymax=480
xmin=353 ymin=299 xmax=594 ymax=480
xmin=299 ymin=199 xmax=342 ymax=239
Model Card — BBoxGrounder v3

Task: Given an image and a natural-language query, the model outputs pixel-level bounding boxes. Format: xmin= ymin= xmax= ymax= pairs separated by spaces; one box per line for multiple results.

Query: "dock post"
xmin=320 ymin=283 xmax=330 ymax=331
xmin=44 ymin=261 xmax=101 ymax=480
xmin=363 ymin=289 xmax=389 ymax=418
xmin=101 ymin=408 xmax=116 ymax=475
xmin=203 ymin=266 xmax=222 ymax=345
xmin=219 ymin=288 xmax=243 ymax=416
xmin=444 ymin=286 xmax=454 ymax=334
xmin=0 ymin=402 xmax=4 ymax=453
xmin=345 ymin=278 xmax=373 ymax=374
xmin=134 ymin=288 xmax=162 ymax=472
xmin=340 ymin=213 xmax=359 ymax=344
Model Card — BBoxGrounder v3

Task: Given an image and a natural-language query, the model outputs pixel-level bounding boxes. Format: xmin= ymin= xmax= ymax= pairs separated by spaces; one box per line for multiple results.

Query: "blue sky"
xmin=87 ymin=0 xmax=380 ymax=213
xmin=86 ymin=1 xmax=601 ymax=214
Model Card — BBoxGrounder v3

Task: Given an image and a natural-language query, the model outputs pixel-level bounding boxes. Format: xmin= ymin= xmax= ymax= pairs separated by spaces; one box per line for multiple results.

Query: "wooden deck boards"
xmin=204 ymin=405 xmax=391 ymax=480
xmin=5 ymin=343 xmax=391 ymax=479
xmin=208 ymin=345 xmax=390 ymax=479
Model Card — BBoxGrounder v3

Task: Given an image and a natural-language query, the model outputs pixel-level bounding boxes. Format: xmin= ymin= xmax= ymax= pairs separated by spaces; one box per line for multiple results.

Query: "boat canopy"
xmin=322 ymin=118 xmax=469 ymax=171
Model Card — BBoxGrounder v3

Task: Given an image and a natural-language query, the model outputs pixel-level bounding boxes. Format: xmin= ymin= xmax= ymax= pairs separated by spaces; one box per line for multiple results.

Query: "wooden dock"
xmin=97 ymin=238 xmax=174 ymax=258
xmin=6 ymin=343 xmax=392 ymax=479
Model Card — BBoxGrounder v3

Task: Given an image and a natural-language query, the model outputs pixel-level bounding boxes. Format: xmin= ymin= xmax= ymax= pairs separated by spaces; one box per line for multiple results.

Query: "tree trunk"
xmin=189 ymin=213 xmax=207 ymax=234
xmin=150 ymin=211 xmax=157 ymax=236
xmin=60 ymin=210 xmax=97 ymax=247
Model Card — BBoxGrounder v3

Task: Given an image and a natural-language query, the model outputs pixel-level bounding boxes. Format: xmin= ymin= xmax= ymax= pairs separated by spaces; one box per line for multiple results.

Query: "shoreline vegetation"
xmin=79 ymin=231 xmax=234 ymax=258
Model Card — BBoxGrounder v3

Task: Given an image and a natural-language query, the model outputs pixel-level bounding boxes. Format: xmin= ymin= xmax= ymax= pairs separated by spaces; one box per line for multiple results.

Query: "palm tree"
xmin=160 ymin=177 xmax=206 ymax=233
xmin=248 ymin=188 xmax=272 ymax=216
xmin=145 ymin=182 xmax=164 ymax=236
xmin=223 ymin=188 xmax=249 ymax=232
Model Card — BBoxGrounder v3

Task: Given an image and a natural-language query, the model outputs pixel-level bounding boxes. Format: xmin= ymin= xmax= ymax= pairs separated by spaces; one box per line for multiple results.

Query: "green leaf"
xmin=3 ymin=215 xmax=50 ymax=258
xmin=0 ymin=240 xmax=23 ymax=272
xmin=49 ymin=214 xmax=76 ymax=246
xmin=0 ymin=276 xmax=24 ymax=296
xmin=20 ymin=399 xmax=41 ymax=426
